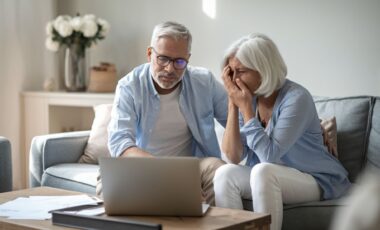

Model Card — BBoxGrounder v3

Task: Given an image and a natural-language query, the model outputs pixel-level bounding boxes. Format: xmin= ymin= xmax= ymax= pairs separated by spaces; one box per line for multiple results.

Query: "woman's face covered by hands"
xmin=223 ymin=56 xmax=261 ymax=95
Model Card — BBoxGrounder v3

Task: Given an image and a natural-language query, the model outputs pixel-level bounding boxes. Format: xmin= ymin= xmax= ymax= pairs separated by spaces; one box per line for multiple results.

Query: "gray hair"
xmin=150 ymin=21 xmax=192 ymax=53
xmin=222 ymin=33 xmax=287 ymax=97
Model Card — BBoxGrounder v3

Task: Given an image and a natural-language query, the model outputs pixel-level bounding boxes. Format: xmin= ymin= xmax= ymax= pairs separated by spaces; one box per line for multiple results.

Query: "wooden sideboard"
xmin=21 ymin=91 xmax=114 ymax=187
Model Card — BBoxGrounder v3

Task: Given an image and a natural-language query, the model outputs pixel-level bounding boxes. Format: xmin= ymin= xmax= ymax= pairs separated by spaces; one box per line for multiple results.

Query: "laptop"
xmin=99 ymin=157 xmax=208 ymax=217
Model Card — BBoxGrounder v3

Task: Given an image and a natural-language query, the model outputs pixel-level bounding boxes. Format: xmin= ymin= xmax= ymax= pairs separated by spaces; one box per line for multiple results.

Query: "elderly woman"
xmin=213 ymin=33 xmax=351 ymax=230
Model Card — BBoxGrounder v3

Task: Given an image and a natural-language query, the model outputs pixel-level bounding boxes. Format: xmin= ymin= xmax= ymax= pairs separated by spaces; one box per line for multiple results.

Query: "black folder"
xmin=51 ymin=204 xmax=162 ymax=230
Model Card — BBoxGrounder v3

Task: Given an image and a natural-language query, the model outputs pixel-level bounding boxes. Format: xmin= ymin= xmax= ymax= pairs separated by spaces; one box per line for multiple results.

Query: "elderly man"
xmin=100 ymin=21 xmax=228 ymax=205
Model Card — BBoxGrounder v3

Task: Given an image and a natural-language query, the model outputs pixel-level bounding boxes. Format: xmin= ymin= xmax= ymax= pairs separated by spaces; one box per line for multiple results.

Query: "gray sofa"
xmin=0 ymin=136 xmax=13 ymax=192
xmin=29 ymin=96 xmax=380 ymax=229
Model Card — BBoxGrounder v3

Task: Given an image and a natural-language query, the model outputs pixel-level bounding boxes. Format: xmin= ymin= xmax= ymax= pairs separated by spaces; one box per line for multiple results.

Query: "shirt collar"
xmin=148 ymin=64 xmax=159 ymax=97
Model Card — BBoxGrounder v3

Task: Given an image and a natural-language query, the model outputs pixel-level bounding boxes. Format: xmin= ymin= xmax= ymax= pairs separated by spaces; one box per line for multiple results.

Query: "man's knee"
xmin=200 ymin=157 xmax=225 ymax=175
xmin=199 ymin=157 xmax=225 ymax=205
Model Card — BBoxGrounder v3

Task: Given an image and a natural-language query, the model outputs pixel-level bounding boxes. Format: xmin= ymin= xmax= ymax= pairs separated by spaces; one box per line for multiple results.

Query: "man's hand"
xmin=201 ymin=190 xmax=207 ymax=203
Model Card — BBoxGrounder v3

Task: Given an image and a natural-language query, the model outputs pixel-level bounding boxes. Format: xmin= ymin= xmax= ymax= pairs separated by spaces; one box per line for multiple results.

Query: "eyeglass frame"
xmin=150 ymin=47 xmax=189 ymax=70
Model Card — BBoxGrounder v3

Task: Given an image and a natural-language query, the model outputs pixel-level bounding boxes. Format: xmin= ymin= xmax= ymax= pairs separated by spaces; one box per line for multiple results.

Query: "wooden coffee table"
xmin=0 ymin=187 xmax=270 ymax=230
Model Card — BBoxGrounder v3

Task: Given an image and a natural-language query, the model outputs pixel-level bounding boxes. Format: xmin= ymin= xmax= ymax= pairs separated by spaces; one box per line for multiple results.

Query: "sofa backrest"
xmin=314 ymin=96 xmax=373 ymax=182
xmin=366 ymin=97 xmax=380 ymax=170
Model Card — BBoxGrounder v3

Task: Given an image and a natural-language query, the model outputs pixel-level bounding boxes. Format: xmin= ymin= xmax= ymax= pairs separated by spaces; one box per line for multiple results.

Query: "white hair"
xmin=222 ymin=33 xmax=287 ymax=97
xmin=150 ymin=21 xmax=192 ymax=53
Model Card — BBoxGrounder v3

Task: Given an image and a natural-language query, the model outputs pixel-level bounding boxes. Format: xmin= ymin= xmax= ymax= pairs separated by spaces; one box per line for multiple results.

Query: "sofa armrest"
xmin=29 ymin=131 xmax=90 ymax=187
xmin=0 ymin=136 xmax=12 ymax=192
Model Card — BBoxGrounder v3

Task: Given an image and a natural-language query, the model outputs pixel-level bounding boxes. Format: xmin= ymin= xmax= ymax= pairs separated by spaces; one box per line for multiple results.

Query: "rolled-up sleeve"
xmin=108 ymin=83 xmax=138 ymax=157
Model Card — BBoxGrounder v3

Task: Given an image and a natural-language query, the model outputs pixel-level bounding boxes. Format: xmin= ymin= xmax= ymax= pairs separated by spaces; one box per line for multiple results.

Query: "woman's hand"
xmin=222 ymin=66 xmax=254 ymax=122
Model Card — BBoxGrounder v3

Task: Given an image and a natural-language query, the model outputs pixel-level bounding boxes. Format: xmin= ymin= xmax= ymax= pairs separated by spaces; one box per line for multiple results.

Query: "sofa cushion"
xmin=314 ymin=96 xmax=372 ymax=182
xmin=0 ymin=137 xmax=12 ymax=192
xmin=42 ymin=163 xmax=98 ymax=194
xmin=79 ymin=104 xmax=112 ymax=164
xmin=367 ymin=97 xmax=380 ymax=169
xmin=242 ymin=195 xmax=349 ymax=211
xmin=243 ymin=196 xmax=350 ymax=230
xmin=282 ymin=199 xmax=347 ymax=230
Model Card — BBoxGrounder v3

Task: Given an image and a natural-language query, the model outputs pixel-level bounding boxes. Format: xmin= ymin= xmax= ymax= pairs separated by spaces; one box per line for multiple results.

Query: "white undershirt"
xmin=146 ymin=86 xmax=193 ymax=157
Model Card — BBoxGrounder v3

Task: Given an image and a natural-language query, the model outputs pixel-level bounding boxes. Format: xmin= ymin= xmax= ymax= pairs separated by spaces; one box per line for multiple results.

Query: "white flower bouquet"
xmin=45 ymin=14 xmax=110 ymax=51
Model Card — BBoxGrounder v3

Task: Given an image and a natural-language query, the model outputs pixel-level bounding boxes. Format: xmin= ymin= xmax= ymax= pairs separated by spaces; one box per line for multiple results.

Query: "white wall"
xmin=58 ymin=0 xmax=380 ymax=97
xmin=1 ymin=0 xmax=379 ymax=189
xmin=0 ymin=0 xmax=58 ymax=189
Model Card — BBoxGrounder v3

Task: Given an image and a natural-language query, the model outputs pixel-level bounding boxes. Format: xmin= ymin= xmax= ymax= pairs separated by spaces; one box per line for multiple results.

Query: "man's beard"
xmin=153 ymin=71 xmax=183 ymax=89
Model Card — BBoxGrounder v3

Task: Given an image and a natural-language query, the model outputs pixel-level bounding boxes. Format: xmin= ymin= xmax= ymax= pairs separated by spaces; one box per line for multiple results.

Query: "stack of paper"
xmin=0 ymin=195 xmax=99 ymax=220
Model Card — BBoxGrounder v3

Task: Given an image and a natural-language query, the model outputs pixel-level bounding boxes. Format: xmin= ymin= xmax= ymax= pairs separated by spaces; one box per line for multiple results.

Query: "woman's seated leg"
xmin=214 ymin=164 xmax=252 ymax=209
xmin=251 ymin=163 xmax=321 ymax=230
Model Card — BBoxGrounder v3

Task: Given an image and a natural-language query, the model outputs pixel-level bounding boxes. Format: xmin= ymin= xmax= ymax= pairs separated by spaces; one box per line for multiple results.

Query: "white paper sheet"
xmin=0 ymin=195 xmax=99 ymax=220
xmin=64 ymin=206 xmax=105 ymax=216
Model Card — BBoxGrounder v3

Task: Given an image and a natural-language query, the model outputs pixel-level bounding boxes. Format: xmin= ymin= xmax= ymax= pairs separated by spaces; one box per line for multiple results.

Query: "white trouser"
xmin=214 ymin=163 xmax=321 ymax=230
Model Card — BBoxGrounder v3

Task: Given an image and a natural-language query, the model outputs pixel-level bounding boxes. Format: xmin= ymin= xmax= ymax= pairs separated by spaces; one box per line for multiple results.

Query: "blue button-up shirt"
xmin=240 ymin=79 xmax=351 ymax=199
xmin=108 ymin=63 xmax=228 ymax=158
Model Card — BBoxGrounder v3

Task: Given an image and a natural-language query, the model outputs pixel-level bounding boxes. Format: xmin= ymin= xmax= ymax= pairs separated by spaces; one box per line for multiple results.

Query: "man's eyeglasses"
xmin=150 ymin=47 xmax=188 ymax=70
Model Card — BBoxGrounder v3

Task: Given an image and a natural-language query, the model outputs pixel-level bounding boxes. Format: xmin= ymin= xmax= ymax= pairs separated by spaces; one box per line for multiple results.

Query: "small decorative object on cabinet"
xmin=88 ymin=62 xmax=117 ymax=93
xmin=43 ymin=78 xmax=56 ymax=91
xmin=64 ymin=42 xmax=87 ymax=91
xmin=45 ymin=14 xmax=110 ymax=91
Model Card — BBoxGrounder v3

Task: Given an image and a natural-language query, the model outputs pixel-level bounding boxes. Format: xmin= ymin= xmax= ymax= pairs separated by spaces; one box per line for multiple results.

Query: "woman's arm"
xmin=221 ymin=66 xmax=252 ymax=164
xmin=222 ymin=101 xmax=243 ymax=164
xmin=242 ymin=90 xmax=315 ymax=163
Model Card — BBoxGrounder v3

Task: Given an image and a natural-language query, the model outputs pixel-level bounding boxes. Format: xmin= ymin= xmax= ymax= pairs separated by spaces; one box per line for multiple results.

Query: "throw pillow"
xmin=320 ymin=116 xmax=338 ymax=158
xmin=79 ymin=103 xmax=113 ymax=164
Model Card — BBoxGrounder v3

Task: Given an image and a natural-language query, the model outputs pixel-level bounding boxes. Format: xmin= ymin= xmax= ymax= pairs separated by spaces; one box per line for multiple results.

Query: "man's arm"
xmin=108 ymin=81 xmax=142 ymax=157
xmin=120 ymin=146 xmax=153 ymax=158
xmin=210 ymin=71 xmax=228 ymax=127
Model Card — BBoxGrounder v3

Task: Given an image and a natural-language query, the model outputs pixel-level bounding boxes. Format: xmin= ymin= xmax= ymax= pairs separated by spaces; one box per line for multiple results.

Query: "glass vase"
xmin=64 ymin=43 xmax=87 ymax=91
